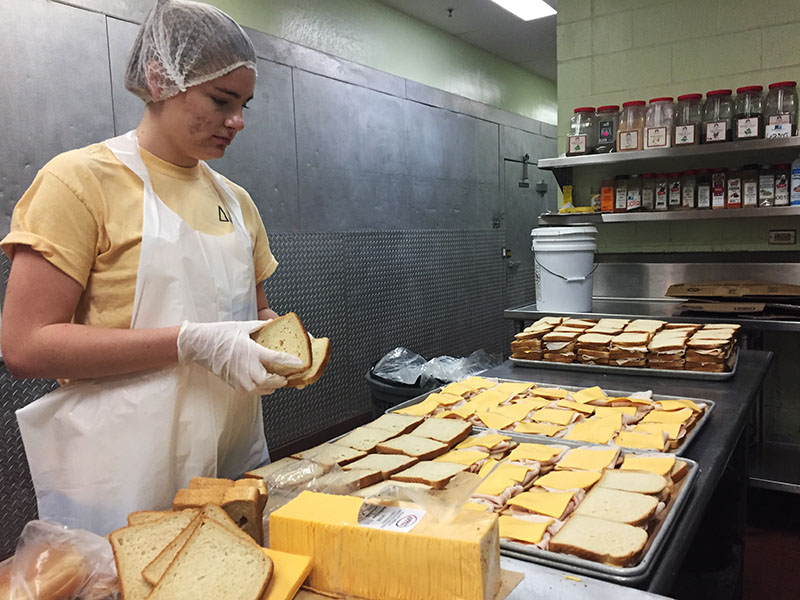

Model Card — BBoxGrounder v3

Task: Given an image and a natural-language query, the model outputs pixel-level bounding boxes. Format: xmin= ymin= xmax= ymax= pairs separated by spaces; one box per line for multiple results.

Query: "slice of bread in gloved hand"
xmin=250 ymin=312 xmax=312 ymax=376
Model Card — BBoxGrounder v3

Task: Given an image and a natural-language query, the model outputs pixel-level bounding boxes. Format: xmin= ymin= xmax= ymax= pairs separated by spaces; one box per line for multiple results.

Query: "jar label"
xmin=626 ymin=188 xmax=641 ymax=211
xmin=697 ymin=184 xmax=711 ymax=208
xmin=598 ymin=120 xmax=615 ymax=143
xmin=674 ymin=124 xmax=696 ymax=145
xmin=736 ymin=116 xmax=760 ymax=139
xmin=704 ymin=121 xmax=728 ymax=143
xmin=682 ymin=186 xmax=695 ymax=208
xmin=655 ymin=182 xmax=668 ymax=209
xmin=615 ymin=188 xmax=627 ymax=210
xmin=618 ymin=130 xmax=640 ymax=151
xmin=765 ymin=115 xmax=792 ymax=139
xmin=642 ymin=187 xmax=655 ymax=209
xmin=759 ymin=175 xmax=775 ymax=201
xmin=567 ymin=134 xmax=588 ymax=154
xmin=727 ymin=178 xmax=742 ymax=207
xmin=668 ymin=181 xmax=681 ymax=206
xmin=601 ymin=187 xmax=615 ymax=212
xmin=775 ymin=174 xmax=789 ymax=205
xmin=645 ymin=126 xmax=669 ymax=148
xmin=712 ymin=174 xmax=726 ymax=209
xmin=743 ymin=181 xmax=758 ymax=207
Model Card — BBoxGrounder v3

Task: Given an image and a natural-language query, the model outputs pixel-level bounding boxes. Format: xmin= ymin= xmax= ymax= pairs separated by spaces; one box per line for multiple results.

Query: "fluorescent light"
xmin=490 ymin=0 xmax=556 ymax=21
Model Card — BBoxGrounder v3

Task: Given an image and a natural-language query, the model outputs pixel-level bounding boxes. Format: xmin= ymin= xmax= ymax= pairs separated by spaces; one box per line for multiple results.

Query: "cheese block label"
xmin=357 ymin=503 xmax=426 ymax=533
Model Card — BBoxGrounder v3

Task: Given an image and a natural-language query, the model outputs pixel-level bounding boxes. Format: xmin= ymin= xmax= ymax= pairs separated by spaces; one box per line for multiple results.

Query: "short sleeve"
xmin=228 ymin=184 xmax=277 ymax=283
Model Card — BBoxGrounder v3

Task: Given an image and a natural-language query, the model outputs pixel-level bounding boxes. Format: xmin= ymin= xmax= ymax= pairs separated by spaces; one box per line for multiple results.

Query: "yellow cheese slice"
xmin=620 ymin=454 xmax=676 ymax=477
xmin=506 ymin=443 xmax=563 ymax=463
xmin=614 ymin=430 xmax=666 ymax=450
xmin=588 ymin=413 xmax=624 ymax=430
xmin=498 ymin=515 xmax=553 ymax=545
xmin=530 ymin=408 xmax=576 ymax=426
xmin=261 ymin=548 xmax=313 ymax=600
xmin=555 ymin=447 xmax=619 ymax=471
xmin=563 ymin=421 xmax=617 ymax=444
xmin=634 ymin=422 xmax=683 ymax=440
xmin=468 ymin=390 xmax=508 ymax=411
xmin=450 ymin=401 xmax=481 ymax=419
xmin=474 ymin=474 xmax=517 ymax=496
xmin=270 ymin=492 xmax=501 ymax=600
xmin=427 ymin=392 xmax=466 ymax=406
xmin=441 ymin=382 xmax=475 ymax=397
xmin=506 ymin=491 xmax=574 ymax=518
xmin=618 ymin=396 xmax=654 ymax=406
xmin=461 ymin=376 xmax=494 ymax=390
xmin=641 ymin=407 xmax=694 ymax=425
xmin=658 ymin=399 xmax=702 ymax=413
xmin=490 ymin=462 xmax=534 ymax=483
xmin=394 ymin=400 xmax=438 ymax=416
xmin=513 ymin=422 xmax=564 ymax=436
xmin=475 ymin=411 xmax=516 ymax=431
xmin=592 ymin=405 xmax=637 ymax=418
xmin=572 ymin=386 xmax=607 ymax=404
xmin=434 ymin=411 xmax=463 ymax=420
xmin=456 ymin=434 xmax=511 ymax=451
xmin=493 ymin=402 xmax=538 ymax=423
xmin=434 ymin=450 xmax=489 ymax=467
xmin=477 ymin=458 xmax=501 ymax=478
xmin=493 ymin=382 xmax=534 ymax=397
xmin=556 ymin=400 xmax=596 ymax=415
xmin=534 ymin=470 xmax=601 ymax=491
xmin=530 ymin=387 xmax=569 ymax=400
xmin=463 ymin=502 xmax=492 ymax=513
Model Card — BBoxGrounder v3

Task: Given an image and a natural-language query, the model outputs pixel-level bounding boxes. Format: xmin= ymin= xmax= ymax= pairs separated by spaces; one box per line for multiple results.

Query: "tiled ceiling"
xmin=377 ymin=0 xmax=558 ymax=82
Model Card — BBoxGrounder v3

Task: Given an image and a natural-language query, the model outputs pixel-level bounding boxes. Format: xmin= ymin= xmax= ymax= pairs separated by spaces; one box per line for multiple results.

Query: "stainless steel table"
xmin=482 ymin=349 xmax=772 ymax=596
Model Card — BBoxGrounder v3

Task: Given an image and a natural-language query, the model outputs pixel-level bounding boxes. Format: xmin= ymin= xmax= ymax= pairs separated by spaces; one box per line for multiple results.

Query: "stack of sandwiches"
xmin=576 ymin=333 xmax=613 ymax=365
xmin=684 ymin=325 xmax=740 ymax=372
xmin=646 ymin=329 xmax=690 ymax=370
xmin=609 ymin=332 xmax=651 ymax=367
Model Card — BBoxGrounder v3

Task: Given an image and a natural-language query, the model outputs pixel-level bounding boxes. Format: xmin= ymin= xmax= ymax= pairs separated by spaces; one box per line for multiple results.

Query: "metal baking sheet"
xmin=510 ymin=349 xmax=738 ymax=381
xmin=388 ymin=379 xmax=715 ymax=456
xmin=500 ymin=457 xmax=699 ymax=585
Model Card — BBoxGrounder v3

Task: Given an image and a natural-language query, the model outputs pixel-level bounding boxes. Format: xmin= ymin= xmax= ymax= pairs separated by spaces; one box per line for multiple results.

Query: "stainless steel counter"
xmin=482 ymin=349 xmax=773 ymax=596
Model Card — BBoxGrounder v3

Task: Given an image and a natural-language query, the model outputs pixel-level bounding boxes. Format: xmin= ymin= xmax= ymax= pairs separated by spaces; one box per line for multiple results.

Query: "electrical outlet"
xmin=768 ymin=230 xmax=797 ymax=245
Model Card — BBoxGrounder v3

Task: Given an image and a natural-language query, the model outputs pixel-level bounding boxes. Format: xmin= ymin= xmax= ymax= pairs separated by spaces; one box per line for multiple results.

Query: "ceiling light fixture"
xmin=490 ymin=0 xmax=556 ymax=21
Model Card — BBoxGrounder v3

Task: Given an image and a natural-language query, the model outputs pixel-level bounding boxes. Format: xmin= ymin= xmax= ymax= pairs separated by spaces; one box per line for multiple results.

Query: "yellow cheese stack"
xmin=270 ymin=491 xmax=501 ymax=600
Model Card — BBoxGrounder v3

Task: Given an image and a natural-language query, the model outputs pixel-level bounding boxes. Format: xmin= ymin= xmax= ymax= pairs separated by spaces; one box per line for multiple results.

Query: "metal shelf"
xmin=749 ymin=441 xmax=800 ymax=494
xmin=538 ymin=205 xmax=800 ymax=225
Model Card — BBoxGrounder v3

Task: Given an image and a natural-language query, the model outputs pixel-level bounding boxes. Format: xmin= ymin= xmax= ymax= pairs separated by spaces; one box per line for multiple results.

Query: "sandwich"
xmin=291 ymin=443 xmax=367 ymax=467
xmin=505 ymin=443 xmax=568 ymax=468
xmin=561 ymin=318 xmax=598 ymax=330
xmin=471 ymin=463 xmax=539 ymax=509
xmin=367 ymin=413 xmax=425 ymax=436
xmin=623 ymin=319 xmax=666 ymax=335
xmin=576 ymin=333 xmax=613 ymax=365
xmin=287 ymin=336 xmax=331 ymax=388
xmin=332 ymin=426 xmax=403 ymax=453
xmin=410 ymin=418 xmax=472 ymax=446
xmin=619 ymin=454 xmax=675 ymax=478
xmin=572 ymin=487 xmax=659 ymax=527
xmin=390 ymin=460 xmax=468 ymax=489
xmin=596 ymin=469 xmax=671 ymax=502
xmin=505 ymin=490 xmax=581 ymax=521
xmin=375 ymin=434 xmax=449 ymax=460
xmin=343 ymin=453 xmax=418 ymax=478
xmin=549 ymin=514 xmax=648 ymax=567
xmin=529 ymin=408 xmax=582 ymax=427
xmin=498 ymin=515 xmax=556 ymax=548
xmin=433 ymin=449 xmax=494 ymax=473
xmin=250 ymin=312 xmax=311 ymax=376
xmin=554 ymin=446 xmax=620 ymax=472
xmin=533 ymin=469 xmax=601 ymax=492
xmin=455 ymin=433 xmax=517 ymax=457
xmin=609 ymin=332 xmax=651 ymax=367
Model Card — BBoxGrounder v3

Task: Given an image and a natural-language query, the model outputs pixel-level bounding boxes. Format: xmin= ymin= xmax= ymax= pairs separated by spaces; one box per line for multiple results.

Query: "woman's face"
xmin=152 ymin=66 xmax=256 ymax=166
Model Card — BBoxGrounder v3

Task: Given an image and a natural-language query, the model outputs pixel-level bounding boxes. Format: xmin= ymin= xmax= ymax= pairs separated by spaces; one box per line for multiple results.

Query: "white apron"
xmin=16 ymin=130 xmax=269 ymax=535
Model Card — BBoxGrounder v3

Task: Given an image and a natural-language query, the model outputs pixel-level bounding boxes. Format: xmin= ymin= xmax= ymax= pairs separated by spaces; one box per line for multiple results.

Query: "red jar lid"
xmin=597 ymin=105 xmax=620 ymax=112
xmin=769 ymin=81 xmax=797 ymax=89
xmin=649 ymin=97 xmax=674 ymax=103
xmin=669 ymin=172 xmax=681 ymax=177
xmin=706 ymin=89 xmax=732 ymax=97
xmin=736 ymin=85 xmax=763 ymax=93
xmin=697 ymin=168 xmax=711 ymax=174
xmin=622 ymin=100 xmax=646 ymax=107
xmin=682 ymin=169 xmax=697 ymax=175
xmin=677 ymin=93 xmax=702 ymax=101
xmin=574 ymin=106 xmax=596 ymax=113
xmin=776 ymin=163 xmax=790 ymax=169
xmin=655 ymin=173 xmax=670 ymax=178
xmin=642 ymin=173 xmax=656 ymax=178
xmin=713 ymin=167 xmax=727 ymax=172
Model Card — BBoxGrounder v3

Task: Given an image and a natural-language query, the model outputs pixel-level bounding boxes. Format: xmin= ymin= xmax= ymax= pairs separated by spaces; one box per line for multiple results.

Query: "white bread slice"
xmin=308 ymin=468 xmax=384 ymax=492
xmin=573 ymin=487 xmax=658 ymax=527
xmin=332 ymin=426 xmax=401 ymax=452
xmin=549 ymin=514 xmax=648 ymax=567
xmin=291 ymin=443 xmax=366 ymax=467
xmin=596 ymin=469 xmax=669 ymax=497
xmin=368 ymin=413 xmax=425 ymax=436
xmin=390 ymin=461 xmax=468 ymax=489
xmin=250 ymin=313 xmax=312 ymax=376
xmin=343 ymin=453 xmax=418 ymax=478
xmin=172 ymin=486 xmax=263 ymax=545
xmin=611 ymin=332 xmax=651 ymax=347
xmin=148 ymin=517 xmax=272 ymax=600
xmin=127 ymin=510 xmax=173 ymax=526
xmin=286 ymin=336 xmax=331 ymax=388
xmin=110 ymin=510 xmax=199 ymax=600
xmin=376 ymin=434 xmax=449 ymax=460
xmin=409 ymin=418 xmax=472 ymax=446
xmin=243 ymin=457 xmax=300 ymax=482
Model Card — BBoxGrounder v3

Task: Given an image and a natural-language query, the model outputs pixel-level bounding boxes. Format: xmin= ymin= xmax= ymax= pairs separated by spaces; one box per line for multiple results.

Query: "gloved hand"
xmin=176 ymin=320 xmax=305 ymax=394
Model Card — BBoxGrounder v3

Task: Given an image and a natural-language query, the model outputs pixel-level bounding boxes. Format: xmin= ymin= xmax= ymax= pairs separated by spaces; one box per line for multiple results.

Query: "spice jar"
xmin=654 ymin=174 xmax=669 ymax=211
xmin=726 ymin=168 xmax=742 ymax=208
xmin=627 ymin=174 xmax=642 ymax=211
xmin=668 ymin=173 xmax=682 ymax=208
xmin=742 ymin=164 xmax=759 ymax=207
xmin=568 ymin=107 xmax=597 ymax=155
xmin=644 ymin=97 xmax=674 ymax=149
xmin=601 ymin=178 xmax=615 ymax=212
xmin=595 ymin=105 xmax=620 ymax=153
xmin=617 ymin=101 xmax=646 ymax=151
xmin=681 ymin=170 xmax=697 ymax=209
xmin=734 ymin=85 xmax=763 ymax=140
xmin=711 ymin=168 xmax=727 ymax=209
xmin=702 ymin=89 xmax=733 ymax=143
xmin=759 ymin=165 xmax=775 ymax=207
xmin=696 ymin=169 xmax=712 ymax=209
xmin=674 ymin=93 xmax=702 ymax=146
xmin=764 ymin=81 xmax=798 ymax=138
xmin=614 ymin=175 xmax=628 ymax=213
xmin=774 ymin=164 xmax=790 ymax=206
xmin=641 ymin=173 xmax=656 ymax=211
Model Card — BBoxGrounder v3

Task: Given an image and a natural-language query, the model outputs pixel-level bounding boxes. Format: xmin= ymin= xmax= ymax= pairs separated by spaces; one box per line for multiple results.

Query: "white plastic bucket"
xmin=531 ymin=226 xmax=597 ymax=312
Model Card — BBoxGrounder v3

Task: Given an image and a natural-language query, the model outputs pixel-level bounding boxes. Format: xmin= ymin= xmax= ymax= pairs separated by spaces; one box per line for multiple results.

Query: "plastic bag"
xmin=372 ymin=347 xmax=427 ymax=384
xmin=0 ymin=520 xmax=119 ymax=599
xmin=373 ymin=347 xmax=501 ymax=386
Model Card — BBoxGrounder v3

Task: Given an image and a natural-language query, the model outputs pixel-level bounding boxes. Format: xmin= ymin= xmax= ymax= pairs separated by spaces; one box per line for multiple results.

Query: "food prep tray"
xmin=500 ymin=455 xmax=699 ymax=586
xmin=388 ymin=379 xmax=715 ymax=456
xmin=510 ymin=348 xmax=738 ymax=381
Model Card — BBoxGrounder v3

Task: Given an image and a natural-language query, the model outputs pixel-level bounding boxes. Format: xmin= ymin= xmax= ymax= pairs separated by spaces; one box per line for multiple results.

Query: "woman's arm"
xmin=256 ymin=282 xmax=279 ymax=321
xmin=2 ymin=246 xmax=180 ymax=380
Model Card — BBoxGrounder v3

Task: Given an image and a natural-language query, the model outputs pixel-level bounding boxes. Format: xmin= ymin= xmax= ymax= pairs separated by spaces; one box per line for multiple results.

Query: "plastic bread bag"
xmin=0 ymin=520 xmax=119 ymax=599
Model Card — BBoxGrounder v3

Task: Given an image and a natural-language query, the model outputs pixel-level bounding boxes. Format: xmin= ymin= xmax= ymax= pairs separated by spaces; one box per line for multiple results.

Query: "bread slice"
xmin=573 ymin=487 xmax=658 ymax=526
xmin=390 ymin=460 xmax=468 ymax=489
xmin=549 ymin=514 xmax=648 ymax=567
xmin=250 ymin=313 xmax=312 ymax=376
xmin=308 ymin=468 xmax=384 ymax=492
xmin=376 ymin=434 xmax=449 ymax=460
xmin=332 ymin=426 xmax=400 ymax=452
xmin=172 ymin=486 xmax=264 ymax=545
xmin=147 ymin=517 xmax=272 ymax=600
xmin=368 ymin=413 xmax=424 ymax=436
xmin=596 ymin=469 xmax=669 ymax=497
xmin=291 ymin=443 xmax=366 ymax=467
xmin=343 ymin=453 xmax=418 ymax=478
xmin=286 ymin=336 xmax=331 ymax=388
xmin=127 ymin=510 xmax=173 ymax=526
xmin=110 ymin=510 xmax=199 ymax=600
xmin=409 ymin=418 xmax=472 ymax=446
xmin=243 ymin=457 xmax=300 ymax=482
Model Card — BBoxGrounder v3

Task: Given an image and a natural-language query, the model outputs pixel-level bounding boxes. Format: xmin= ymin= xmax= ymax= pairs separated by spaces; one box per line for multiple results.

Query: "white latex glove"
xmin=177 ymin=320 xmax=305 ymax=394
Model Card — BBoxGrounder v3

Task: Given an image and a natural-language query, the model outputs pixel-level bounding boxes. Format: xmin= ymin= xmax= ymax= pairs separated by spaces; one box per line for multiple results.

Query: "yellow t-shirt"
xmin=1 ymin=142 xmax=277 ymax=329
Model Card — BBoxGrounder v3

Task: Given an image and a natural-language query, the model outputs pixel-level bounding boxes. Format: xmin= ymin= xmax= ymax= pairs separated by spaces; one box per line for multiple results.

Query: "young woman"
xmin=0 ymin=0 xmax=300 ymax=534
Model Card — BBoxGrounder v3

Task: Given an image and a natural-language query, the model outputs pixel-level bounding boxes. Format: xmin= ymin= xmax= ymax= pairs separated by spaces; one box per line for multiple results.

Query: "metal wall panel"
xmin=106 ymin=16 xmax=145 ymax=135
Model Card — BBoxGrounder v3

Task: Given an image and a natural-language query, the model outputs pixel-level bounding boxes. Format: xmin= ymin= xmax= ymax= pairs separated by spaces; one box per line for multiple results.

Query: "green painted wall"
xmin=208 ymin=0 xmax=557 ymax=124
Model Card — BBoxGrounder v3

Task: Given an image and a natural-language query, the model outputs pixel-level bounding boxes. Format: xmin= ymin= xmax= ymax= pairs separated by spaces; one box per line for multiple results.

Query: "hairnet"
xmin=125 ymin=0 xmax=257 ymax=103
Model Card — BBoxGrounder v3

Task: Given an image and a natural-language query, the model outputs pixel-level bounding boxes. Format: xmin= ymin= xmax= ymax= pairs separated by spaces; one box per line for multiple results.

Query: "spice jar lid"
xmin=706 ymin=89 xmax=733 ymax=97
xmin=574 ymin=106 xmax=596 ymax=113
xmin=736 ymin=85 xmax=763 ymax=93
xmin=649 ymin=97 xmax=674 ymax=103
xmin=697 ymin=168 xmax=711 ymax=174
xmin=642 ymin=173 xmax=656 ymax=178
xmin=669 ymin=172 xmax=682 ymax=177
xmin=776 ymin=164 xmax=790 ymax=169
xmin=713 ymin=167 xmax=727 ymax=172
xmin=622 ymin=100 xmax=646 ymax=107
xmin=677 ymin=93 xmax=702 ymax=101
xmin=682 ymin=169 xmax=697 ymax=175
xmin=768 ymin=81 xmax=797 ymax=89
xmin=597 ymin=105 xmax=620 ymax=112
xmin=655 ymin=173 xmax=670 ymax=178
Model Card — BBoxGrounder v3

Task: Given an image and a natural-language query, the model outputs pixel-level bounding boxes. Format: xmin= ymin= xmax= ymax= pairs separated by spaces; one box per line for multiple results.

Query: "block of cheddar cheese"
xmin=270 ymin=491 xmax=501 ymax=600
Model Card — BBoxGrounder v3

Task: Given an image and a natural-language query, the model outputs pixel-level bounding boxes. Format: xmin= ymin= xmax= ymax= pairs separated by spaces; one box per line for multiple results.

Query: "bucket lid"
xmin=531 ymin=226 xmax=598 ymax=238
